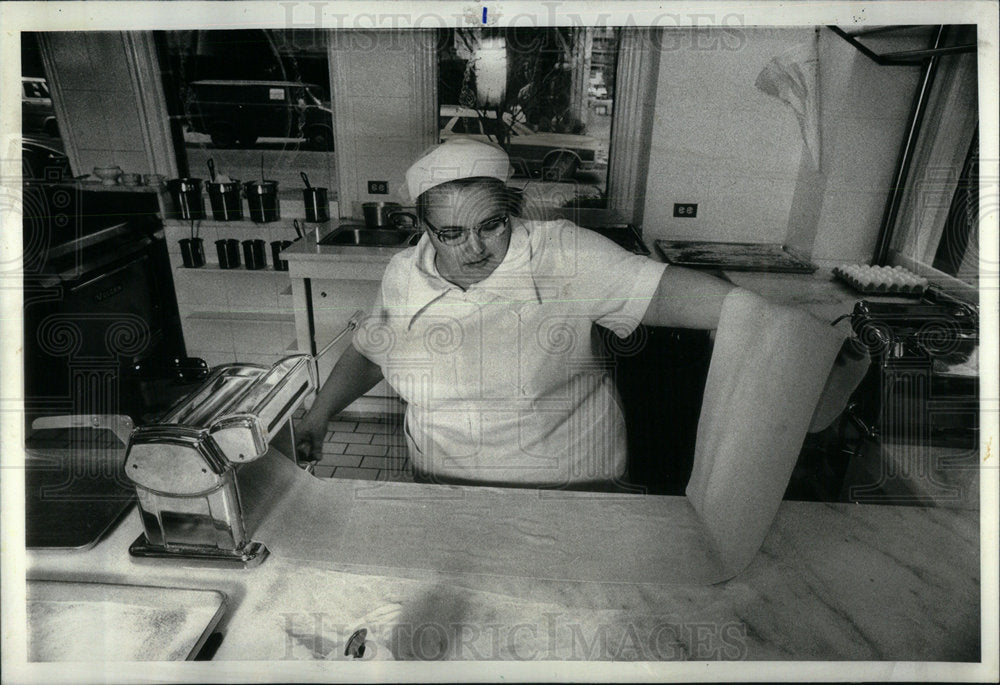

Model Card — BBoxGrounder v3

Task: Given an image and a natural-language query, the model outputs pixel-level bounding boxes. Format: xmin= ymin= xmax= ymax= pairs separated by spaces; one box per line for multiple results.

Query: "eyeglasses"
xmin=424 ymin=215 xmax=510 ymax=246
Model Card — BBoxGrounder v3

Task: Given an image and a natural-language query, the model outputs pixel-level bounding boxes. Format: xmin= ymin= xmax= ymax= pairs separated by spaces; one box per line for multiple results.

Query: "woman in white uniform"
xmin=296 ymin=138 xmax=735 ymax=488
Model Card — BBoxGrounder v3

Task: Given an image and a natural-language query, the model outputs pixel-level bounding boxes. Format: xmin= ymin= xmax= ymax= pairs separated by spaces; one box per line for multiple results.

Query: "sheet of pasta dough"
xmin=685 ymin=287 xmax=845 ymax=577
xmin=239 ymin=454 xmax=731 ymax=586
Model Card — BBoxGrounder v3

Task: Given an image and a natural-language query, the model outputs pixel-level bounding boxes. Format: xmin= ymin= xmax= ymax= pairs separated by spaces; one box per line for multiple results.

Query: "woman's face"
xmin=422 ymin=181 xmax=512 ymax=287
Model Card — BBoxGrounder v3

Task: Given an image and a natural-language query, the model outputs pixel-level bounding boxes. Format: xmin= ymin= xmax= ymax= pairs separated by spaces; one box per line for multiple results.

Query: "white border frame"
xmin=1 ymin=3 xmax=996 ymax=684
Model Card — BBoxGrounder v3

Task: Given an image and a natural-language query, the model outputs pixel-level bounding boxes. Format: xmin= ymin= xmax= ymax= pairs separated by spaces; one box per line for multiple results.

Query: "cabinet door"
xmin=310 ymin=278 xmax=395 ymax=399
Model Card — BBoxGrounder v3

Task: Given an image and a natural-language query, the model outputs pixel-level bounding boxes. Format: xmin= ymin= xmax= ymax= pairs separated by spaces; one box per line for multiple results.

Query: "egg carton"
xmin=833 ymin=264 xmax=929 ymax=296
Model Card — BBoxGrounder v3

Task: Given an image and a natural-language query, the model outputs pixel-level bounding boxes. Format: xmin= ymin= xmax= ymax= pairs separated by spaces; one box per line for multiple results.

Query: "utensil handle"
xmin=207 ymin=158 xmax=216 ymax=182
xmin=300 ymin=171 xmax=311 ymax=188
xmin=314 ymin=310 xmax=366 ymax=360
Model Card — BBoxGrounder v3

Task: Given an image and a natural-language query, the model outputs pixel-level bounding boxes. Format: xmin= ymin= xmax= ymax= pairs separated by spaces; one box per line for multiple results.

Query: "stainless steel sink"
xmin=319 ymin=228 xmax=420 ymax=247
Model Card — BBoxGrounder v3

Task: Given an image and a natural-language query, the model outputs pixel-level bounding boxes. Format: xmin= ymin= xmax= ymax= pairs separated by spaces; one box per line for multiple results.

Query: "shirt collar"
xmin=404 ymin=220 xmax=541 ymax=329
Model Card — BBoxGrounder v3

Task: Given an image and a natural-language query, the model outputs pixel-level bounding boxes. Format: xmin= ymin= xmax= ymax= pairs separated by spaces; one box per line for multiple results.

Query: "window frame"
xmin=603 ymin=28 xmax=659 ymax=224
xmin=887 ymin=45 xmax=979 ymax=301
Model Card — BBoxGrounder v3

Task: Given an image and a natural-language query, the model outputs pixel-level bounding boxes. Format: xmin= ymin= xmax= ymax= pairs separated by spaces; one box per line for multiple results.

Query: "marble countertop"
xmin=23 ymin=455 xmax=980 ymax=663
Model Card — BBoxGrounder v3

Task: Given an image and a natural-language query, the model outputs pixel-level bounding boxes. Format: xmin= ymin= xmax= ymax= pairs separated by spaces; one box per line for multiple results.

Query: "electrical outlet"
xmin=673 ymin=203 xmax=698 ymax=218
xmin=368 ymin=181 xmax=389 ymax=195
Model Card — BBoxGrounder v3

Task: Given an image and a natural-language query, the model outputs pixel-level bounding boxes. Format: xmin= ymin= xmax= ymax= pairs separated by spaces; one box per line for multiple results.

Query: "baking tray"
xmin=24 ymin=429 xmax=135 ymax=551
xmin=654 ymin=240 xmax=817 ymax=273
xmin=26 ymin=580 xmax=227 ymax=661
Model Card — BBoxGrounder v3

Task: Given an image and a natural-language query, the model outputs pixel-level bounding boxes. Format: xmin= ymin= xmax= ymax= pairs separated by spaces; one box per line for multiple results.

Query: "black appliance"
xmin=846 ymin=289 xmax=979 ymax=449
xmin=22 ymin=183 xmax=189 ymax=425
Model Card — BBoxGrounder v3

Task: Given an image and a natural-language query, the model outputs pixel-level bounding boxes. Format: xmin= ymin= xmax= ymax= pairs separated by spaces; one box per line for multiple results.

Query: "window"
xmin=437 ymin=27 xmax=619 ymax=210
xmin=21 ymin=32 xmax=68 ymax=181
xmin=154 ymin=29 xmax=335 ymax=196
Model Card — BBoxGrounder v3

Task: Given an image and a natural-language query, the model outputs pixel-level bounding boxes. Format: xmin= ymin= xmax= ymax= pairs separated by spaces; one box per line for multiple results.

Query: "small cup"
xmin=93 ymin=166 xmax=123 ymax=186
xmin=242 ymin=239 xmax=267 ymax=270
xmin=271 ymin=240 xmax=292 ymax=271
xmin=143 ymin=174 xmax=166 ymax=188
xmin=215 ymin=238 xmax=241 ymax=269
xmin=120 ymin=173 xmax=141 ymax=187
xmin=179 ymin=238 xmax=205 ymax=268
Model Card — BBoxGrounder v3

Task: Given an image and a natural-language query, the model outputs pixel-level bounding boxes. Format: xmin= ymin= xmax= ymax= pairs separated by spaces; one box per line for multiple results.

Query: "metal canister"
xmin=215 ymin=239 xmax=241 ymax=269
xmin=244 ymin=180 xmax=280 ymax=223
xmin=303 ymin=186 xmax=329 ymax=223
xmin=207 ymin=179 xmax=243 ymax=221
xmin=362 ymin=202 xmax=402 ymax=229
xmin=242 ymin=239 xmax=268 ymax=270
xmin=271 ymin=240 xmax=292 ymax=271
xmin=166 ymin=178 xmax=205 ymax=221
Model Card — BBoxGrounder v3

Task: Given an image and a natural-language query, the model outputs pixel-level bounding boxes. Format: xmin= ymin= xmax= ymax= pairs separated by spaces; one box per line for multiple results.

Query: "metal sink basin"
xmin=319 ymin=228 xmax=420 ymax=247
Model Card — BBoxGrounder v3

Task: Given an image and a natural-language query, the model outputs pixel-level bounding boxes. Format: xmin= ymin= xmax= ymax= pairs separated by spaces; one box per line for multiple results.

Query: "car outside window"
xmin=21 ymin=36 xmax=62 ymax=141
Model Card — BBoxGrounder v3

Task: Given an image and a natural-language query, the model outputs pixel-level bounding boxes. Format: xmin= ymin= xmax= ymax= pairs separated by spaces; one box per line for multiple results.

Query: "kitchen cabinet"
xmin=163 ymin=214 xmax=330 ymax=369
xmin=165 ymin=230 xmax=298 ymax=368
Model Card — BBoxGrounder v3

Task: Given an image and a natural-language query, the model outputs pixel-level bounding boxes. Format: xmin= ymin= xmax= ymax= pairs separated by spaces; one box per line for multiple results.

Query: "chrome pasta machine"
xmin=124 ymin=354 xmax=316 ymax=567
xmin=123 ymin=312 xmax=363 ymax=567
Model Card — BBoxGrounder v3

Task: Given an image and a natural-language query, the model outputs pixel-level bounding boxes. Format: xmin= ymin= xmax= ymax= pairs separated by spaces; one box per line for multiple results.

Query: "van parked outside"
xmin=186 ymin=80 xmax=334 ymax=150
xmin=22 ymin=77 xmax=59 ymax=138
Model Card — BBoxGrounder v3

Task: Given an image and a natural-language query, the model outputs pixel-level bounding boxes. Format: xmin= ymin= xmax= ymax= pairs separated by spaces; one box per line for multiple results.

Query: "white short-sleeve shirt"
xmin=353 ymin=218 xmax=667 ymax=487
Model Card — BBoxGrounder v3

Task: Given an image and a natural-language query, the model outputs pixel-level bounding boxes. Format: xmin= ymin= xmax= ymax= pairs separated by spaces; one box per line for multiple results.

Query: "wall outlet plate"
xmin=673 ymin=203 xmax=698 ymax=218
xmin=367 ymin=181 xmax=388 ymax=195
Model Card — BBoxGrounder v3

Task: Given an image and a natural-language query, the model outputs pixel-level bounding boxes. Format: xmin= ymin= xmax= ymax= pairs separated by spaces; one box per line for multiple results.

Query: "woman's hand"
xmin=294 ymin=409 xmax=329 ymax=462
xmin=293 ymin=342 xmax=385 ymax=461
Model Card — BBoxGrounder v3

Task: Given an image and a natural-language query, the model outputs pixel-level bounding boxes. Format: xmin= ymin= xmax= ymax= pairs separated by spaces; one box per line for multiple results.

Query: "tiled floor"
xmin=294 ymin=410 xmax=414 ymax=482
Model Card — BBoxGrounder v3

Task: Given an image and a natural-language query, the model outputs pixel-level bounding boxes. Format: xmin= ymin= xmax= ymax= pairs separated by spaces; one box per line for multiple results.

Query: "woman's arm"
xmin=641 ymin=265 xmax=736 ymax=329
xmin=295 ymin=344 xmax=384 ymax=459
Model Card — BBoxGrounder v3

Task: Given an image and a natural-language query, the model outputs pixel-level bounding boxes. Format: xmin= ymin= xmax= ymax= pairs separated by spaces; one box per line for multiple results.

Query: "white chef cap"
xmin=404 ymin=137 xmax=512 ymax=202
